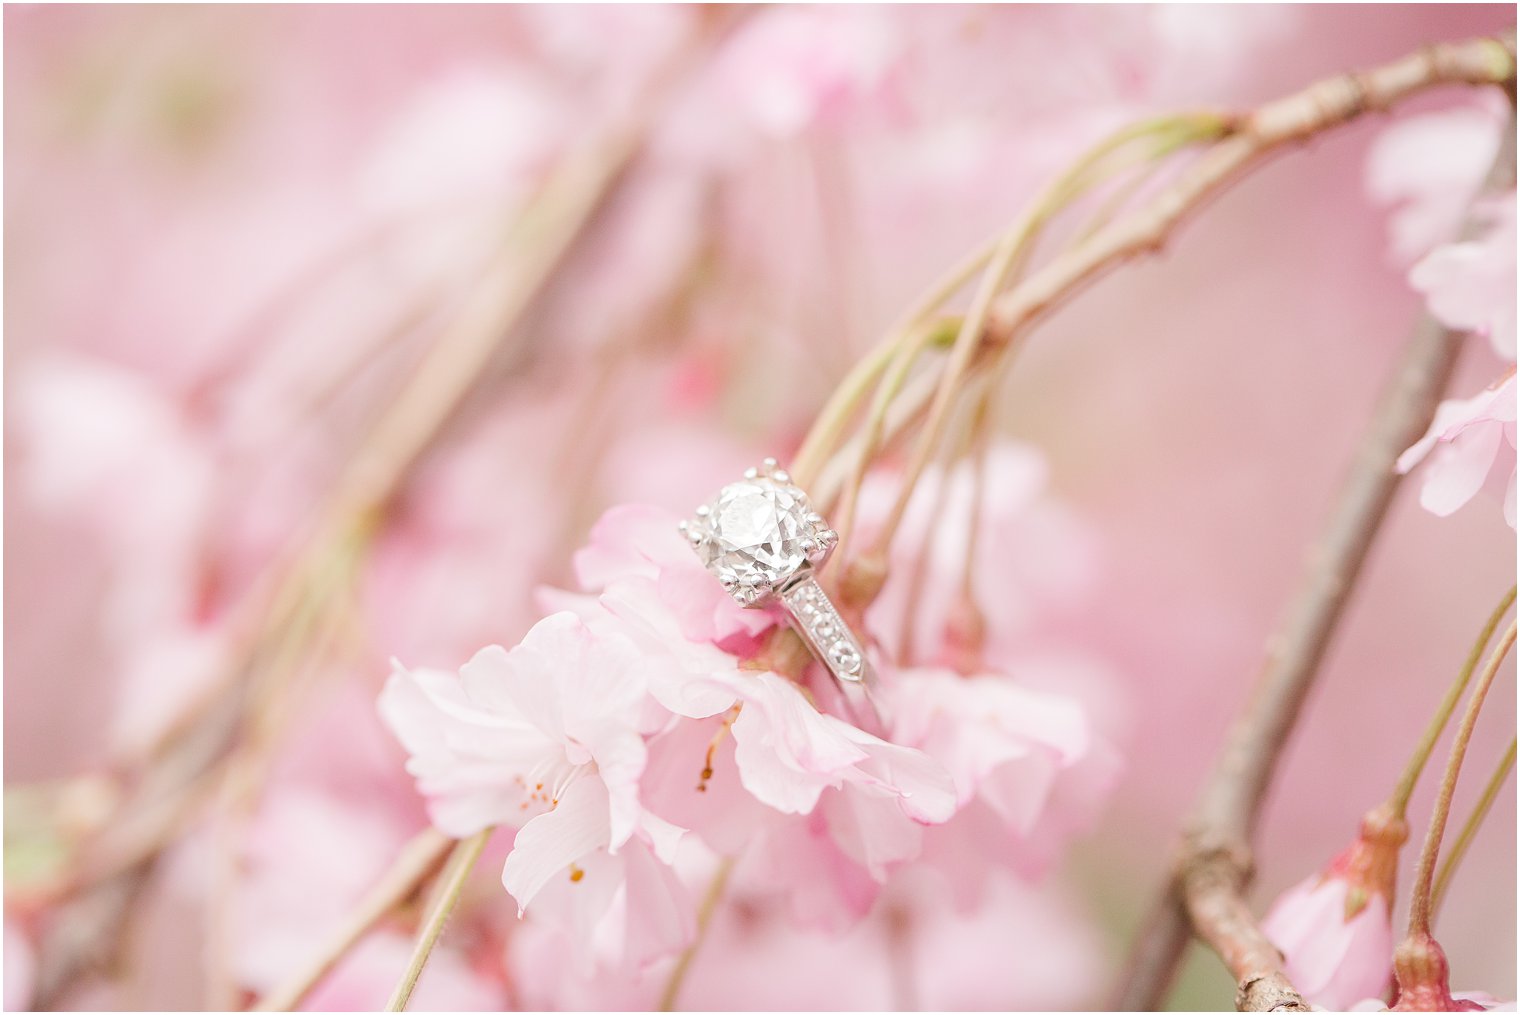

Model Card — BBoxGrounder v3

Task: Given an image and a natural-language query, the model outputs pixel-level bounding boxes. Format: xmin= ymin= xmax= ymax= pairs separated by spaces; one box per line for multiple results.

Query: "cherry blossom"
xmin=1410 ymin=195 xmax=1517 ymax=361
xmin=380 ymin=614 xmax=663 ymax=868
xmin=890 ymin=665 xmax=1121 ymax=884
xmin=1366 ymin=100 xmax=1508 ymax=265
xmin=1263 ymin=809 xmax=1408 ymax=1011
xmin=1266 ymin=882 xmax=1394 ymax=1011
xmin=1396 ymin=374 xmax=1517 ymax=529
xmin=4 ymin=920 xmax=35 ymax=1013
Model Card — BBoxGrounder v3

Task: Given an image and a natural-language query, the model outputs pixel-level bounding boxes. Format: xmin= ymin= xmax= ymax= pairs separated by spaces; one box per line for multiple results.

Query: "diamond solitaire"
xmin=683 ymin=461 xmax=834 ymax=603
xmin=683 ymin=459 xmax=877 ymax=707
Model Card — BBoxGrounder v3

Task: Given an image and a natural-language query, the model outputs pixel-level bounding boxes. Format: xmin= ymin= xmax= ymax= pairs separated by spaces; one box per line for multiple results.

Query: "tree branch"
xmin=984 ymin=33 xmax=1515 ymax=349
xmin=809 ymin=33 xmax=1515 ymax=516
xmin=1114 ymin=55 xmax=1517 ymax=1013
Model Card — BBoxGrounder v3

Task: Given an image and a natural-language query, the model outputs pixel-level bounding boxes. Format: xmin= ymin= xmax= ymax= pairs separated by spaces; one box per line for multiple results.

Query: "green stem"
xmin=830 ymin=316 xmax=958 ymax=561
xmin=1406 ymin=620 xmax=1516 ymax=938
xmin=1430 ymin=737 xmax=1516 ymax=924
xmin=864 ymin=114 xmax=1228 ymax=561
xmin=1388 ymin=586 xmax=1516 ymax=816
xmin=384 ymin=829 xmax=491 ymax=1012
xmin=792 ymin=112 xmax=1228 ymax=496
xmin=657 ymin=858 xmax=734 ymax=1012
xmin=790 ymin=249 xmax=997 ymax=489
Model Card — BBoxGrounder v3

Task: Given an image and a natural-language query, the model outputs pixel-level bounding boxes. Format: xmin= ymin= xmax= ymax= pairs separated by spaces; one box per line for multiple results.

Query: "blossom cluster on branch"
xmin=2 ymin=7 xmax=1515 ymax=1013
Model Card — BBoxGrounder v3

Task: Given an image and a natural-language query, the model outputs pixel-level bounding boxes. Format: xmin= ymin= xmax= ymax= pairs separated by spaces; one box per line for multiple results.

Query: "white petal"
xmin=501 ymin=777 xmax=611 ymax=914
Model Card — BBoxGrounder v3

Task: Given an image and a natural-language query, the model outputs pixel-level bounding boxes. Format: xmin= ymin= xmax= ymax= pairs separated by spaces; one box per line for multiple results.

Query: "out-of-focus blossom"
xmin=358 ymin=66 xmax=567 ymax=222
xmin=1366 ymin=99 xmax=1508 ymax=265
xmin=505 ymin=864 xmax=1107 ymax=1011
xmin=891 ymin=665 xmax=1120 ymax=885
xmin=859 ymin=442 xmax=1104 ymax=670
xmin=1410 ymin=195 xmax=1517 ymax=361
xmin=1373 ymin=98 xmax=1516 ymax=532
xmin=9 ymin=355 xmax=227 ymax=753
xmin=5 ymin=919 xmax=36 ymax=1012
xmin=363 ymin=396 xmax=570 ymax=667
xmin=1268 ymin=884 xmax=1393 ymax=1011
xmin=1263 ymin=807 xmax=1408 ymax=1011
xmin=231 ymin=682 xmax=430 ymax=996
xmin=711 ymin=7 xmax=905 ymax=137
xmin=1396 ymin=374 xmax=1517 ymax=529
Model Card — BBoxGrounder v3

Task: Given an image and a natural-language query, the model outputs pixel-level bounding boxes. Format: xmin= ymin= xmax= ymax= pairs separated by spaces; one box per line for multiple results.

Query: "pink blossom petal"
xmin=820 ymin=784 xmax=926 ymax=879
xmin=1366 ymin=103 xmax=1505 ymax=264
xmin=5 ymin=920 xmax=35 ymax=1013
xmin=1263 ymin=876 xmax=1392 ymax=1011
xmin=1408 ymin=195 xmax=1517 ymax=360
xmin=835 ymin=722 xmax=958 ymax=825
xmin=502 ymin=776 xmax=612 ymax=915
xmin=1419 ymin=423 xmax=1503 ymax=518
xmin=573 ymin=504 xmax=676 ymax=588
xmin=729 ymin=672 xmax=871 ymax=813
xmin=619 ymin=838 xmax=698 ymax=969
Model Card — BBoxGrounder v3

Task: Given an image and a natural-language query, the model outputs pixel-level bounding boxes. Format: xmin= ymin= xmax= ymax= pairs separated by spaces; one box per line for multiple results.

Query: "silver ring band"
xmin=778 ymin=574 xmax=867 ymax=684
xmin=779 ymin=574 xmax=885 ymax=731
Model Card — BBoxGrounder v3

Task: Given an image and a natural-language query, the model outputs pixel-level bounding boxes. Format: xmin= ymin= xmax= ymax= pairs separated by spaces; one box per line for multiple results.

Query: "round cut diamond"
xmin=695 ymin=478 xmax=813 ymax=587
xmin=828 ymin=641 xmax=862 ymax=674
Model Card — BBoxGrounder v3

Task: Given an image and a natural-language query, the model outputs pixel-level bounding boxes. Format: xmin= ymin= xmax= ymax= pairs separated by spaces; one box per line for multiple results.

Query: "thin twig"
xmin=1388 ymin=587 xmax=1516 ymax=816
xmin=1430 ymin=737 xmax=1516 ymax=923
xmin=657 ymin=858 xmax=734 ymax=1012
xmin=384 ymin=830 xmax=491 ymax=1013
xmin=983 ymin=35 xmax=1515 ymax=354
xmin=252 ymin=828 xmax=454 ymax=1012
xmin=1406 ymin=621 xmax=1516 ymax=939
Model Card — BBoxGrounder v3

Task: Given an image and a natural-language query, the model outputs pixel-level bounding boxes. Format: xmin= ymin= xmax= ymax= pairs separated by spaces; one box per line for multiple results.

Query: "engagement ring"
xmin=682 ymin=459 xmax=881 ymax=726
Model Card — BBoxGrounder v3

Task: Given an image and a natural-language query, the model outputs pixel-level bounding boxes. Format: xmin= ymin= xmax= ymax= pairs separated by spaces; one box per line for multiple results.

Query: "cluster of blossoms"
xmin=377 ymin=444 xmax=1120 ymax=994
xmin=6 ymin=7 xmax=1514 ymax=1010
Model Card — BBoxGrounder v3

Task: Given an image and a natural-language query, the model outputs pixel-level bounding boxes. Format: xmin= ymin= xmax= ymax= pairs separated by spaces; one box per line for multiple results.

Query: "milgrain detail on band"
xmin=780 ymin=576 xmax=867 ymax=683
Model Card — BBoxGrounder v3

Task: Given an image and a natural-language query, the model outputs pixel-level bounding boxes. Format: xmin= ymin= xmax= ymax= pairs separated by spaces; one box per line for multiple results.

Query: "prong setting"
xmin=685 ymin=457 xmax=841 ymax=608
xmin=686 ymin=462 xmax=875 ymax=705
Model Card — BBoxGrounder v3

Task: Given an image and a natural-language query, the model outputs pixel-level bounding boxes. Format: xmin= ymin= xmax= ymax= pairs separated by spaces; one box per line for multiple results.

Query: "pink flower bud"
xmin=1262 ymin=806 xmax=1409 ymax=1011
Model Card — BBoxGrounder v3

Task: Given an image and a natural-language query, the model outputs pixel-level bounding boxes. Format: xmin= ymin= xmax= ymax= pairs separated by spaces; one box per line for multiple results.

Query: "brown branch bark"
xmin=1114 ymin=55 xmax=1517 ymax=1014
xmin=984 ymin=33 xmax=1515 ymax=348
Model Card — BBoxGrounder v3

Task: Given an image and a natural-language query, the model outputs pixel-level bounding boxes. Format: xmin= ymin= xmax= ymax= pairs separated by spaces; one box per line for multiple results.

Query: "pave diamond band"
xmin=683 ymin=459 xmax=879 ymax=717
xmin=780 ymin=576 xmax=866 ymax=682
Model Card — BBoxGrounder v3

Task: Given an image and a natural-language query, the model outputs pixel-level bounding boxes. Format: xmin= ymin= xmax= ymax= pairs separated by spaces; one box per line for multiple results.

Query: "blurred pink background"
xmin=5 ymin=5 xmax=1515 ymax=1010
